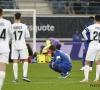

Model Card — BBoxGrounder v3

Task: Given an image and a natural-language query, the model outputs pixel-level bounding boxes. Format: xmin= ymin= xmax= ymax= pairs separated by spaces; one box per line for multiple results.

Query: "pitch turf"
xmin=2 ymin=60 xmax=99 ymax=90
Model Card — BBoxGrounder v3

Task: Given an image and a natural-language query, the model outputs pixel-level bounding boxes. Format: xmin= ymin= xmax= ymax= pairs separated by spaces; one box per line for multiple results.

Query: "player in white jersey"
xmin=80 ymin=15 xmax=100 ymax=82
xmin=0 ymin=8 xmax=12 ymax=90
xmin=11 ymin=12 xmax=31 ymax=82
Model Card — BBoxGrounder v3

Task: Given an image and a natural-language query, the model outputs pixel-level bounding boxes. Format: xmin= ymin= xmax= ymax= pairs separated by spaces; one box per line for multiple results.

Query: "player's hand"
xmin=52 ymin=62 xmax=55 ymax=68
xmin=86 ymin=40 xmax=92 ymax=42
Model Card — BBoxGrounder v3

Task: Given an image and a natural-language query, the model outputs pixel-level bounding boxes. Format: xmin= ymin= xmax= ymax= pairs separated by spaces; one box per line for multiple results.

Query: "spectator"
xmin=88 ymin=0 xmax=97 ymax=14
xmin=96 ymin=0 xmax=100 ymax=14
xmin=65 ymin=0 xmax=75 ymax=14
xmin=72 ymin=30 xmax=82 ymax=42
xmin=73 ymin=0 xmax=82 ymax=14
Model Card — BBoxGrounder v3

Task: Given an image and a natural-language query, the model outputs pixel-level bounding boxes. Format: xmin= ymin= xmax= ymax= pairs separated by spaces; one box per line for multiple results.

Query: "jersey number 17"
xmin=13 ymin=31 xmax=23 ymax=40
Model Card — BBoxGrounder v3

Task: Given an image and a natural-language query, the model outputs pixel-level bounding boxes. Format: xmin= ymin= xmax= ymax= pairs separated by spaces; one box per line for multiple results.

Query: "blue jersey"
xmin=52 ymin=50 xmax=72 ymax=66
xmin=84 ymin=22 xmax=94 ymax=50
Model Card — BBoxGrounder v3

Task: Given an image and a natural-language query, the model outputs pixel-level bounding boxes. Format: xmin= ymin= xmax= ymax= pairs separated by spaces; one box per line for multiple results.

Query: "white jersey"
xmin=0 ymin=18 xmax=12 ymax=53
xmin=82 ymin=23 xmax=100 ymax=50
xmin=11 ymin=23 xmax=30 ymax=50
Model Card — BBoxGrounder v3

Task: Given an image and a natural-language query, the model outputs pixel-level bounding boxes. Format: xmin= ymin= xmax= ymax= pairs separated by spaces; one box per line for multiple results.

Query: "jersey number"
xmin=13 ymin=31 xmax=23 ymax=40
xmin=0 ymin=29 xmax=6 ymax=40
xmin=93 ymin=31 xmax=100 ymax=42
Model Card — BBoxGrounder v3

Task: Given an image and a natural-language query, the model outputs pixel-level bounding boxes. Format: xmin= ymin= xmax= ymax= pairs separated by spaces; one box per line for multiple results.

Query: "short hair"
xmin=88 ymin=16 xmax=94 ymax=22
xmin=49 ymin=45 xmax=56 ymax=51
xmin=95 ymin=15 xmax=100 ymax=22
xmin=0 ymin=7 xmax=3 ymax=16
xmin=15 ymin=12 xmax=21 ymax=20
xmin=89 ymin=16 xmax=94 ymax=20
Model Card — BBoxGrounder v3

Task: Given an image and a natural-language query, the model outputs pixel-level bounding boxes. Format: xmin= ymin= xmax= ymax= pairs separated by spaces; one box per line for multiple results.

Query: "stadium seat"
xmin=56 ymin=7 xmax=64 ymax=14
xmin=1 ymin=1 xmax=7 ymax=9
xmin=52 ymin=1 xmax=59 ymax=8
xmin=9 ymin=1 xmax=15 ymax=9
xmin=60 ymin=1 xmax=66 ymax=8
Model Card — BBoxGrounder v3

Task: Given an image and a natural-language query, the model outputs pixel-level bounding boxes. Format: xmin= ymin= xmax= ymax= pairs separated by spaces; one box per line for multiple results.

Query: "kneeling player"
xmin=49 ymin=45 xmax=72 ymax=78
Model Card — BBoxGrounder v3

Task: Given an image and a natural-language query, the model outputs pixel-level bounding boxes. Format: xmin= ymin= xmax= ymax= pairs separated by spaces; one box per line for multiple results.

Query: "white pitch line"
xmin=4 ymin=81 xmax=78 ymax=85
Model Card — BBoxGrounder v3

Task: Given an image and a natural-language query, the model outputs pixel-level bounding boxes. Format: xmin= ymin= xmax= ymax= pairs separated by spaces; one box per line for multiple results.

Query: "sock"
xmin=82 ymin=53 xmax=86 ymax=67
xmin=23 ymin=62 xmax=28 ymax=77
xmin=84 ymin=65 xmax=89 ymax=80
xmin=90 ymin=61 xmax=93 ymax=67
xmin=13 ymin=63 xmax=18 ymax=79
xmin=95 ymin=65 xmax=100 ymax=80
xmin=0 ymin=71 xmax=5 ymax=90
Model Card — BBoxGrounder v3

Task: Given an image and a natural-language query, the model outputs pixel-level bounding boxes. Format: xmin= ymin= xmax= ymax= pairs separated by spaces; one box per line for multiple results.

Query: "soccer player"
xmin=11 ymin=12 xmax=31 ymax=82
xmin=80 ymin=15 xmax=100 ymax=82
xmin=42 ymin=37 xmax=61 ymax=54
xmin=49 ymin=45 xmax=72 ymax=78
xmin=0 ymin=7 xmax=12 ymax=90
xmin=80 ymin=16 xmax=94 ymax=71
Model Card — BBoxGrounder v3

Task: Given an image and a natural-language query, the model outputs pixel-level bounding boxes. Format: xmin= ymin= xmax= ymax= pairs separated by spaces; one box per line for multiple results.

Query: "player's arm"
xmin=54 ymin=56 xmax=61 ymax=64
xmin=82 ymin=28 xmax=88 ymax=40
xmin=25 ymin=25 xmax=30 ymax=38
xmin=8 ymin=22 xmax=13 ymax=41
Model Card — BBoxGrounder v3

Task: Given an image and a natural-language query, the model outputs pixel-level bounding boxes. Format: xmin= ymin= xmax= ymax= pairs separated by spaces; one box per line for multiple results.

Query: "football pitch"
xmin=3 ymin=60 xmax=99 ymax=90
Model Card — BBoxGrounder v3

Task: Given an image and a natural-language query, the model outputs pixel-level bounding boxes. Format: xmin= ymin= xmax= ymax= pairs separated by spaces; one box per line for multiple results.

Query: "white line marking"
xmin=4 ymin=81 xmax=78 ymax=84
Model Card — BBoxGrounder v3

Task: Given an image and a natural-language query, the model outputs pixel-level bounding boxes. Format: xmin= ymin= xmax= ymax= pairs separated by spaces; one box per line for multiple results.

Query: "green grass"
xmin=2 ymin=60 xmax=99 ymax=90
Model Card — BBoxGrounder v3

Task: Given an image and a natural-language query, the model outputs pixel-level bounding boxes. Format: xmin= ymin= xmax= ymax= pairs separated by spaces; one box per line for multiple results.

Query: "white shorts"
xmin=95 ymin=51 xmax=100 ymax=61
xmin=86 ymin=49 xmax=98 ymax=61
xmin=0 ymin=53 xmax=9 ymax=64
xmin=11 ymin=48 xmax=28 ymax=59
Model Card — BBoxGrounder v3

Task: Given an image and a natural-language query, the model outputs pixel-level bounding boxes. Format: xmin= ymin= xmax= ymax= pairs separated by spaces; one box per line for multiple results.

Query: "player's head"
xmin=49 ymin=45 xmax=56 ymax=54
xmin=95 ymin=15 xmax=100 ymax=22
xmin=15 ymin=12 xmax=21 ymax=20
xmin=88 ymin=16 xmax=94 ymax=22
xmin=0 ymin=7 xmax=3 ymax=17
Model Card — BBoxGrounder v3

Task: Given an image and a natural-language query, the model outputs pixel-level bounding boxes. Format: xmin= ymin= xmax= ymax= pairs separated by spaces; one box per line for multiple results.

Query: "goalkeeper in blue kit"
xmin=49 ymin=45 xmax=72 ymax=78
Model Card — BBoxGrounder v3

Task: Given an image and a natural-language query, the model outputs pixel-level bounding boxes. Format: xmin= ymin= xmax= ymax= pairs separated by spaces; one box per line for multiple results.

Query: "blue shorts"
xmin=83 ymin=41 xmax=89 ymax=51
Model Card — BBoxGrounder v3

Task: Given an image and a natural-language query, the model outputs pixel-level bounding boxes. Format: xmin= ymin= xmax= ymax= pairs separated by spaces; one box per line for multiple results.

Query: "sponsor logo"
xmin=27 ymin=24 xmax=55 ymax=32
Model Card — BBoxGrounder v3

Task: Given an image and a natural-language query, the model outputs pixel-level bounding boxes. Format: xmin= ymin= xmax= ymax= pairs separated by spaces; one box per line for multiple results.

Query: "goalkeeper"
xmin=49 ymin=45 xmax=72 ymax=78
xmin=42 ymin=37 xmax=61 ymax=54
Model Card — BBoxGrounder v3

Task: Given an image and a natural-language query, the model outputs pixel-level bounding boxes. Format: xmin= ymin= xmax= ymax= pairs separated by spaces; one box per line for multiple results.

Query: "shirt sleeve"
xmin=25 ymin=25 xmax=30 ymax=38
xmin=82 ymin=30 xmax=88 ymax=40
xmin=82 ymin=27 xmax=90 ymax=40
xmin=54 ymin=56 xmax=61 ymax=64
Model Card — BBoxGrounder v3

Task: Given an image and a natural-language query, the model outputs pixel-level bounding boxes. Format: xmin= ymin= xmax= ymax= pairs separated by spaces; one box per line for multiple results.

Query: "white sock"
xmin=96 ymin=65 xmax=100 ymax=80
xmin=0 ymin=71 xmax=5 ymax=90
xmin=84 ymin=65 xmax=89 ymax=80
xmin=23 ymin=62 xmax=28 ymax=77
xmin=13 ymin=63 xmax=18 ymax=79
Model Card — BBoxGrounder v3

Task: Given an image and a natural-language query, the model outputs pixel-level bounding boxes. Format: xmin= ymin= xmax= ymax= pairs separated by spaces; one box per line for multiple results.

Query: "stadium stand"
xmin=0 ymin=0 xmax=18 ymax=9
xmin=14 ymin=0 xmax=53 ymax=14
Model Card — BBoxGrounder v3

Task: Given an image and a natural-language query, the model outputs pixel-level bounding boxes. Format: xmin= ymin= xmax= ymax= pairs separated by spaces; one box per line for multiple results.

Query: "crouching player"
xmin=49 ymin=45 xmax=72 ymax=78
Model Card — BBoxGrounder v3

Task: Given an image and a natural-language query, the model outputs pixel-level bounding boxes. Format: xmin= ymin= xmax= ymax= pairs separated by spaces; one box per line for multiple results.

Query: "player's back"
xmin=88 ymin=24 xmax=100 ymax=41
xmin=55 ymin=50 xmax=71 ymax=64
xmin=0 ymin=18 xmax=11 ymax=53
xmin=49 ymin=38 xmax=61 ymax=45
xmin=12 ymin=23 xmax=30 ymax=50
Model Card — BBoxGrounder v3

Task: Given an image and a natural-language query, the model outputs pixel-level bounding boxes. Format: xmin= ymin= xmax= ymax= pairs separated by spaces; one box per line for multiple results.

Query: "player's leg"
xmin=11 ymin=49 xmax=19 ymax=82
xmin=20 ymin=48 xmax=31 ymax=82
xmin=89 ymin=61 xmax=93 ymax=71
xmin=94 ymin=51 xmax=100 ymax=82
xmin=0 ymin=53 xmax=9 ymax=90
xmin=54 ymin=63 xmax=72 ymax=78
xmin=80 ymin=42 xmax=87 ymax=71
xmin=49 ymin=63 xmax=62 ymax=73
xmin=80 ymin=49 xmax=97 ymax=82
